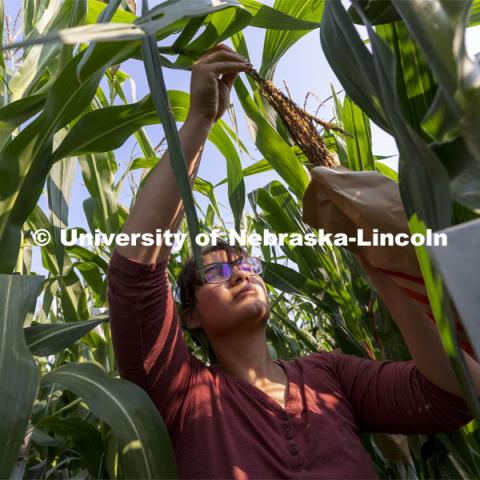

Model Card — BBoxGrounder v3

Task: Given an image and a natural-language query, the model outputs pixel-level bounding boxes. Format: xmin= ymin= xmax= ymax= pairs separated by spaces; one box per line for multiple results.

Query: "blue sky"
xmin=3 ymin=1 xmax=479 ymax=275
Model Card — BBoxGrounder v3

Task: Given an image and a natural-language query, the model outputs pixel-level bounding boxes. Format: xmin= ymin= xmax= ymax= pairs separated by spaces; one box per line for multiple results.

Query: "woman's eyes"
xmin=205 ymin=264 xmax=229 ymax=280
xmin=204 ymin=259 xmax=260 ymax=281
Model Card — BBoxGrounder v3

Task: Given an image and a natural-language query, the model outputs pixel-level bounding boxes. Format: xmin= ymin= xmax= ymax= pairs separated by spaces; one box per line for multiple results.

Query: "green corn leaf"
xmin=142 ymin=33 xmax=204 ymax=274
xmin=0 ymin=274 xmax=43 ymax=479
xmin=470 ymin=0 xmax=480 ymax=26
xmin=27 ymin=206 xmax=90 ymax=322
xmin=54 ymin=91 xmax=245 ymax=233
xmin=0 ymin=39 xmax=140 ymax=273
xmin=375 ymin=21 xmax=437 ymax=141
xmin=25 ymin=316 xmax=108 ymax=356
xmin=9 ymin=0 xmax=87 ymax=101
xmin=374 ymin=160 xmax=398 ymax=182
xmin=260 ymin=0 xmax=325 ymax=79
xmin=66 ymin=244 xmax=109 ymax=272
xmin=351 ymin=1 xmax=452 ymax=230
xmin=79 ymin=152 xmax=120 ymax=236
xmin=73 ymin=260 xmax=106 ymax=306
xmin=320 ymin=0 xmax=390 ymax=132
xmin=347 ymin=0 xmax=401 ymax=25
xmin=216 ymin=158 xmax=272 ymax=186
xmin=171 ymin=16 xmax=207 ymax=50
xmin=263 ymin=261 xmax=322 ymax=299
xmin=42 ymin=362 xmax=176 ymax=479
xmin=175 ymin=7 xmax=253 ymax=66
xmin=47 ymin=130 xmax=76 ymax=278
xmin=391 ymin=0 xmax=469 ymax=101
xmin=392 ymin=0 xmax=480 ymax=159
xmin=4 ymin=0 xmax=240 ymax=49
xmin=341 ymin=96 xmax=374 ymax=171
xmin=76 ymin=0 xmax=122 ymax=82
xmin=86 ymin=0 xmax=138 ymax=24
xmin=0 ymin=93 xmax=46 ymax=149
xmin=193 ymin=178 xmax=223 ymax=225
xmin=409 ymin=215 xmax=480 ymax=422
xmin=130 ymin=156 xmax=159 ymax=170
xmin=35 ymin=416 xmax=104 ymax=478
xmin=253 ymin=182 xmax=327 ymax=279
xmin=21 ymin=0 xmax=38 ymax=39
xmin=240 ymin=0 xmax=321 ymax=30
xmin=207 ymin=118 xmax=245 ymax=232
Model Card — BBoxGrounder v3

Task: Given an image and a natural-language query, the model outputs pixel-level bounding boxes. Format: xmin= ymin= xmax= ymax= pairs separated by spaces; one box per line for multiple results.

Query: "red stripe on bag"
xmin=377 ymin=268 xmax=425 ymax=285
xmin=399 ymin=286 xmax=430 ymax=305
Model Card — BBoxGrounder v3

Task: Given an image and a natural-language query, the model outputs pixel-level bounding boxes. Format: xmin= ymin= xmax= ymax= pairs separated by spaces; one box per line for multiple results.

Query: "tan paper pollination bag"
xmin=302 ymin=166 xmax=473 ymax=356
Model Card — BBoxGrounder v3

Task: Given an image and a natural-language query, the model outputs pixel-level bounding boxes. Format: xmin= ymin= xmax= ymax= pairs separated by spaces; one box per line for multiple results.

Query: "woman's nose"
xmin=229 ymin=264 xmax=250 ymax=285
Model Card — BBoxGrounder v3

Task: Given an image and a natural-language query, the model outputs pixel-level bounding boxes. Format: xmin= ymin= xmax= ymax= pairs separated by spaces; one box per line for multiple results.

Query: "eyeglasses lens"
xmin=204 ymin=257 xmax=262 ymax=283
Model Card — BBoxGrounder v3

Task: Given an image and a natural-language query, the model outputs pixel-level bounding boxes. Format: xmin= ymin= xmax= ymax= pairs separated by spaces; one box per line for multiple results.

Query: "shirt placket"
xmin=272 ymin=372 xmax=305 ymax=472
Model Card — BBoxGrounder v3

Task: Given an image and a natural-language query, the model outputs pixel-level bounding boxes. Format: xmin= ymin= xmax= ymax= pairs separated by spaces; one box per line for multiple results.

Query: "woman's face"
xmin=187 ymin=250 xmax=270 ymax=338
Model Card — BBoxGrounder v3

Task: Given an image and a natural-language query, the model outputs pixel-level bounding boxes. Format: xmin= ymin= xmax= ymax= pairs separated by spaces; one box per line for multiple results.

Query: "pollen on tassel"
xmin=247 ymin=66 xmax=347 ymax=169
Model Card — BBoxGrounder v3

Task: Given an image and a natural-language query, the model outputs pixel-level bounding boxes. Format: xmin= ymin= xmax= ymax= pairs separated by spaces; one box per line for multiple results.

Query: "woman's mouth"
xmin=235 ymin=286 xmax=257 ymax=298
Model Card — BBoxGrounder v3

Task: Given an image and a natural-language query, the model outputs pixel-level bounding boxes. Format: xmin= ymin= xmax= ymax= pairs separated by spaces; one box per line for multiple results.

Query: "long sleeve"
xmin=327 ymin=351 xmax=473 ymax=434
xmin=107 ymin=248 xmax=200 ymax=424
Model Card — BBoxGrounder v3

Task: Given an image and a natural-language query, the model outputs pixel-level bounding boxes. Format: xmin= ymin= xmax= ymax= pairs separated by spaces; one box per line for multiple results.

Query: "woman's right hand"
xmin=188 ymin=44 xmax=250 ymax=124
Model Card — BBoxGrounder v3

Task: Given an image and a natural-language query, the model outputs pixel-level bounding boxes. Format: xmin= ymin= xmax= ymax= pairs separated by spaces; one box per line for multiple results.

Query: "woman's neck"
xmin=211 ymin=329 xmax=283 ymax=386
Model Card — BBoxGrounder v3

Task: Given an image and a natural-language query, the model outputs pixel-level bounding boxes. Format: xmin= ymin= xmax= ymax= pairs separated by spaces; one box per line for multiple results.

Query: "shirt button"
xmin=293 ymin=462 xmax=303 ymax=471
xmin=285 ymin=430 xmax=294 ymax=439
xmin=289 ymin=445 xmax=299 ymax=455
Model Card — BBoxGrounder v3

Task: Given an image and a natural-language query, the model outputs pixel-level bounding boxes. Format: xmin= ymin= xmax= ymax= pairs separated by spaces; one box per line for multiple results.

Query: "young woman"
xmin=107 ymin=44 xmax=478 ymax=479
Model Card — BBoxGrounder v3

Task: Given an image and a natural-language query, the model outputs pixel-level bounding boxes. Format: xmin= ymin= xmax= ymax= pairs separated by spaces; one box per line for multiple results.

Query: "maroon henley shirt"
xmin=107 ymin=249 xmax=472 ymax=479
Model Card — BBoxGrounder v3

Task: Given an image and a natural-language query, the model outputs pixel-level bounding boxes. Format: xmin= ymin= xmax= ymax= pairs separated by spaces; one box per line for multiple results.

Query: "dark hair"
xmin=177 ymin=239 xmax=248 ymax=327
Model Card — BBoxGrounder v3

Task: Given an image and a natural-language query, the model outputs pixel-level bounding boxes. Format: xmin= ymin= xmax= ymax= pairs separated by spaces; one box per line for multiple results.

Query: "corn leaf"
xmin=27 ymin=206 xmax=90 ymax=322
xmin=260 ymin=0 xmax=325 ymax=79
xmin=375 ymin=21 xmax=436 ymax=141
xmin=79 ymin=152 xmax=120 ymax=236
xmin=142 ymin=33 xmax=204 ymax=273
xmin=25 ymin=316 xmax=108 ymax=356
xmin=394 ymin=0 xmax=480 ymax=159
xmin=0 ymin=39 xmax=139 ymax=273
xmin=349 ymin=1 xmax=452 ymax=230
xmin=0 ymin=274 xmax=43 ymax=479
xmin=4 ymin=0 xmax=240 ymax=49
xmin=42 ymin=362 xmax=176 ymax=479
xmin=240 ymin=0 xmax=321 ymax=30
xmin=86 ymin=0 xmax=138 ymax=24
xmin=320 ymin=0 xmax=390 ymax=132
xmin=76 ymin=0 xmax=122 ymax=82
xmin=0 ymin=94 xmax=46 ymax=149
xmin=174 ymin=7 xmax=253 ymax=66
xmin=263 ymin=261 xmax=322 ymax=299
xmin=216 ymin=158 xmax=272 ymax=186
xmin=9 ymin=0 xmax=87 ymax=101
xmin=54 ymin=91 xmax=245 ymax=232
xmin=347 ymin=1 xmax=401 ymax=25
xmin=341 ymin=96 xmax=374 ymax=171
xmin=470 ymin=0 xmax=480 ymax=26
xmin=47 ymin=130 xmax=76 ymax=278
xmin=35 ymin=416 xmax=104 ymax=477
xmin=410 ymin=216 xmax=480 ymax=422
